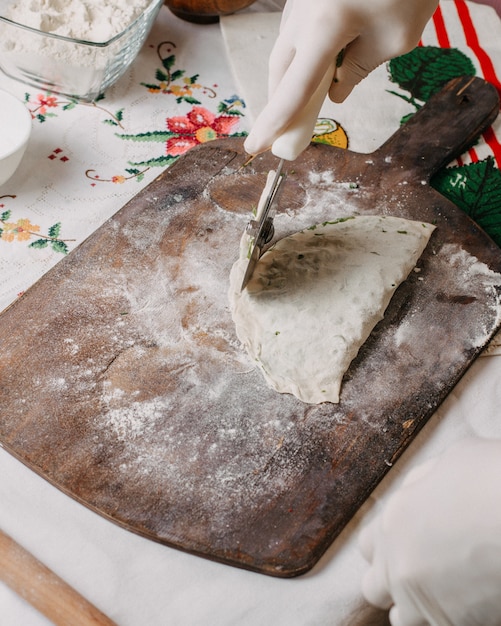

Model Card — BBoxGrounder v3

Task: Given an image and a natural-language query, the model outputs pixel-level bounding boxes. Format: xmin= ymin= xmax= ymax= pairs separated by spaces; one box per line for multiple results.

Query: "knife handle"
xmin=271 ymin=59 xmax=337 ymax=162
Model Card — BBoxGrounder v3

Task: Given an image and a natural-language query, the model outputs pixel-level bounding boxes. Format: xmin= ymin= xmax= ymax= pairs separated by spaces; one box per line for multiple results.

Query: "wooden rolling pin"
xmin=0 ymin=529 xmax=117 ymax=626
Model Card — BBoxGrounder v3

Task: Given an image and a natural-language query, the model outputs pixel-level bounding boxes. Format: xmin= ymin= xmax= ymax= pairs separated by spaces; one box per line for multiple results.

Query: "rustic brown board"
xmin=1 ymin=77 xmax=500 ymax=577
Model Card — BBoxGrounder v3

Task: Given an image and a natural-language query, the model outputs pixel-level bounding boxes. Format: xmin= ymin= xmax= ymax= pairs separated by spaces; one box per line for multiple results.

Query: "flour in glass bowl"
xmin=4 ymin=0 xmax=152 ymax=42
xmin=0 ymin=0 xmax=157 ymax=98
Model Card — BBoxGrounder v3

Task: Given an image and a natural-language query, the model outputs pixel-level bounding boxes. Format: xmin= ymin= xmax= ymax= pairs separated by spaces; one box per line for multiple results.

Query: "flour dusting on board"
xmin=77 ymin=178 xmax=501 ymax=527
xmin=6 ymin=155 xmax=501 ymax=551
xmin=82 ymin=205 xmax=342 ymax=527
xmin=394 ymin=243 xmax=501 ymax=350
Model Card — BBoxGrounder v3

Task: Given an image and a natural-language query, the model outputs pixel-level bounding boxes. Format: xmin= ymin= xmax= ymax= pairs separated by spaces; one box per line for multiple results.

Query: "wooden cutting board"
xmin=1 ymin=77 xmax=500 ymax=577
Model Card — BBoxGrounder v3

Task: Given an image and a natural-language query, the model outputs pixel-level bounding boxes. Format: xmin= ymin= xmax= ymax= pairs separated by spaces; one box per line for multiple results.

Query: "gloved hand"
xmin=359 ymin=437 xmax=501 ymax=626
xmin=244 ymin=0 xmax=438 ymax=156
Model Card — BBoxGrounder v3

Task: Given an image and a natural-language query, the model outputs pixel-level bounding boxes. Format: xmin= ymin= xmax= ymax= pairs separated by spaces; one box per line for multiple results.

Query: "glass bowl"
xmin=0 ymin=88 xmax=31 ymax=186
xmin=0 ymin=0 xmax=164 ymax=101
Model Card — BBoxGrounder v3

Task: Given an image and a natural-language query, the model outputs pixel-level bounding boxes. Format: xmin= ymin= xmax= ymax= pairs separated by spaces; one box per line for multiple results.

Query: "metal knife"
xmin=240 ymin=159 xmax=286 ymax=291
xmin=240 ymin=57 xmax=340 ymax=291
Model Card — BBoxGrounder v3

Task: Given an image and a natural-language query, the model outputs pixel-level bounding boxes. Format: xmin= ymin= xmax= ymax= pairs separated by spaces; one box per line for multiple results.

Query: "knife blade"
xmin=240 ymin=55 xmax=341 ymax=290
xmin=240 ymin=159 xmax=286 ymax=291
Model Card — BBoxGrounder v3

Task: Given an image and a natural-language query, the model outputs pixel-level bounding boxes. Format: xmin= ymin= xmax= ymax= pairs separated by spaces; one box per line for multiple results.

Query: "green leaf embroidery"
xmin=162 ymin=54 xmax=176 ymax=71
xmin=179 ymin=96 xmax=201 ymax=105
xmin=124 ymin=168 xmax=146 ymax=182
xmin=1 ymin=210 xmax=11 ymax=221
xmin=51 ymin=240 xmax=69 ymax=254
xmin=400 ymin=112 xmax=415 ymax=125
xmin=48 ymin=222 xmax=61 ymax=238
xmin=170 ymin=70 xmax=185 ymax=82
xmin=432 ymin=157 xmax=501 ymax=247
xmin=217 ymin=101 xmax=245 ymax=116
xmin=388 ymin=46 xmax=476 ymax=104
xmin=141 ymin=82 xmax=162 ymax=91
xmin=117 ymin=131 xmax=173 ymax=143
xmin=155 ymin=69 xmax=169 ymax=83
xmin=29 ymin=239 xmax=49 ymax=249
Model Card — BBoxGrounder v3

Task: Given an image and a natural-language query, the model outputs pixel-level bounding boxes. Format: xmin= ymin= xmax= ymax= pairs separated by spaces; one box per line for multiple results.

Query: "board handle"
xmin=376 ymin=76 xmax=499 ymax=178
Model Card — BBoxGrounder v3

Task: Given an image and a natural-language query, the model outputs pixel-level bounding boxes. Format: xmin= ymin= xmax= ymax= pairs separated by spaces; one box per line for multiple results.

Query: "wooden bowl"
xmin=164 ymin=0 xmax=257 ymax=23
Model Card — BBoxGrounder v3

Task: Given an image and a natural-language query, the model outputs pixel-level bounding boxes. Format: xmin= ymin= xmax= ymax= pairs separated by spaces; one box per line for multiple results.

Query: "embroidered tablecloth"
xmin=0 ymin=2 xmax=501 ymax=625
xmin=0 ymin=9 xmax=249 ymax=312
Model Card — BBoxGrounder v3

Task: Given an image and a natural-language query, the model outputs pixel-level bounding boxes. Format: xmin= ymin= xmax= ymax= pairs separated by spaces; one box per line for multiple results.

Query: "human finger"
xmin=361 ymin=564 xmax=393 ymax=610
xmin=358 ymin=518 xmax=377 ymax=562
xmin=245 ymin=2 xmax=355 ymax=155
xmin=244 ymin=28 xmax=352 ymax=155
xmin=244 ymin=49 xmax=336 ymax=155
xmin=389 ymin=603 xmax=428 ymax=626
xmin=329 ymin=6 xmax=437 ymax=103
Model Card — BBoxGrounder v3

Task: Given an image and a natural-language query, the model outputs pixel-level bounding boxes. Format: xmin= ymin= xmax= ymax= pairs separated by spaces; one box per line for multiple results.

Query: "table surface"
xmin=0 ymin=2 xmax=500 ymax=625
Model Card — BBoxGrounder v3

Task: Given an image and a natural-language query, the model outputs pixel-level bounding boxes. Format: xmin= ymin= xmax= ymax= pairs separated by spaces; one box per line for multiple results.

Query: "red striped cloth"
xmin=423 ymin=0 xmax=501 ymax=166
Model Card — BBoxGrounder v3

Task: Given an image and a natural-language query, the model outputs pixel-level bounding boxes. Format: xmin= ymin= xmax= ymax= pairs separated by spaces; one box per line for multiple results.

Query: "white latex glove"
xmin=359 ymin=437 xmax=501 ymax=626
xmin=244 ymin=0 xmax=439 ymax=156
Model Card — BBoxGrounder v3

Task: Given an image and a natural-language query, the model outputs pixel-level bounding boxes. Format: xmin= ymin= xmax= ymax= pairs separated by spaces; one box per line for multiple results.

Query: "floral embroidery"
xmin=35 ymin=93 xmax=58 ymax=117
xmin=165 ymin=105 xmax=241 ymax=155
xmin=113 ymin=41 xmax=246 ymax=168
xmin=20 ymin=39 xmax=246 ymax=187
xmin=141 ymin=41 xmax=216 ymax=103
xmin=0 ymin=199 xmax=73 ymax=254
xmin=24 ymin=91 xmax=125 ymax=128
xmin=1 ymin=217 xmax=40 ymax=242
xmin=85 ymin=168 xmax=150 ymax=184
xmin=117 ymin=98 xmax=246 ymax=168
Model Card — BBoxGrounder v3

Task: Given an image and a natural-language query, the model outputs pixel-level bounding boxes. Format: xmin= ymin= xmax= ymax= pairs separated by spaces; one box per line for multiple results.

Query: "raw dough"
xmin=229 ymin=215 xmax=435 ymax=404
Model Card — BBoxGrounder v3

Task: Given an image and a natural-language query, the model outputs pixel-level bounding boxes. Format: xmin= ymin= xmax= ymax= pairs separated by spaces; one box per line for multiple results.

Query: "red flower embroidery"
xmin=36 ymin=94 xmax=58 ymax=115
xmin=166 ymin=106 xmax=239 ymax=156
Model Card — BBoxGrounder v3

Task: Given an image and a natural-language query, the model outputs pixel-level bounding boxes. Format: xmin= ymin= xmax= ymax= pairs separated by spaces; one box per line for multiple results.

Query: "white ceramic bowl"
xmin=0 ymin=89 xmax=31 ymax=187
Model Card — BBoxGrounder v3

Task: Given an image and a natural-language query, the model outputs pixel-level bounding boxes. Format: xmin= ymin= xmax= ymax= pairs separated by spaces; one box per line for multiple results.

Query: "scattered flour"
xmin=3 ymin=160 xmax=499 ymax=568
xmin=393 ymin=243 xmax=501 ymax=351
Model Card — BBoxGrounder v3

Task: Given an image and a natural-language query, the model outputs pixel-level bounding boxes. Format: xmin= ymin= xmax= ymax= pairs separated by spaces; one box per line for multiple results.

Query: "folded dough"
xmin=229 ymin=215 xmax=435 ymax=404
